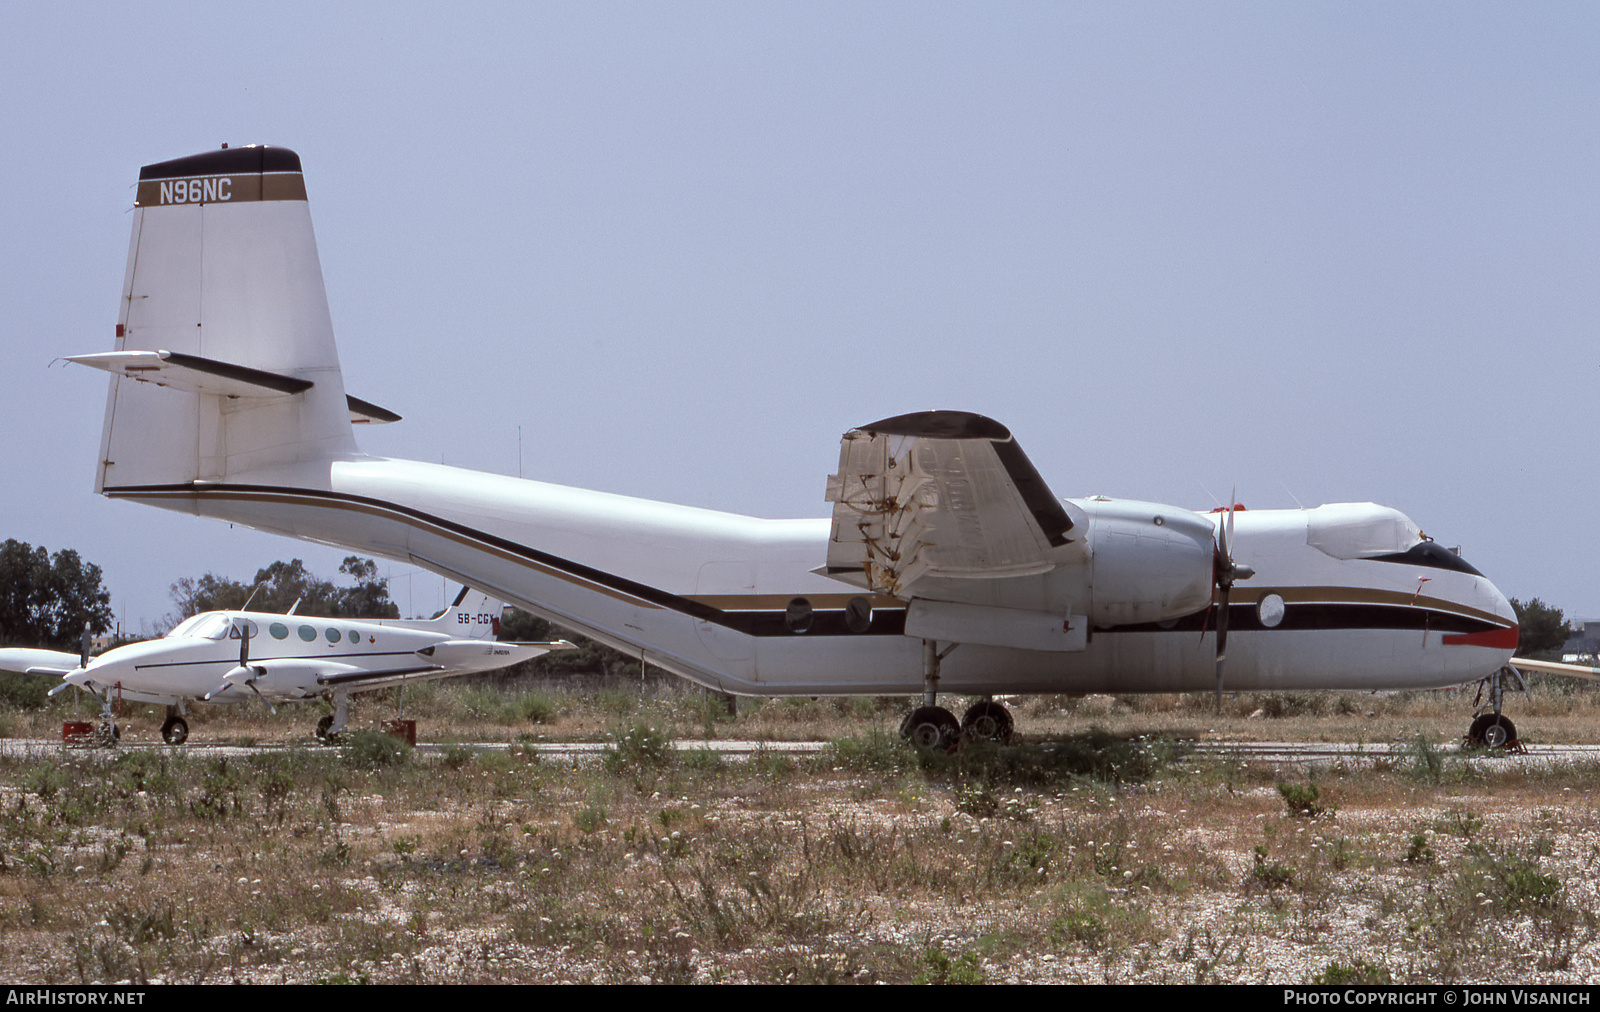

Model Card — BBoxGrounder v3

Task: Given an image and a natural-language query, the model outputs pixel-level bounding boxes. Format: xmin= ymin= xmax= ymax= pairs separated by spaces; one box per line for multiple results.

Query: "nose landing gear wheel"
xmin=961 ymin=701 xmax=1014 ymax=743
xmin=160 ymin=716 xmax=188 ymax=745
xmin=900 ymin=706 xmax=960 ymax=750
xmin=1468 ymin=713 xmax=1517 ymax=750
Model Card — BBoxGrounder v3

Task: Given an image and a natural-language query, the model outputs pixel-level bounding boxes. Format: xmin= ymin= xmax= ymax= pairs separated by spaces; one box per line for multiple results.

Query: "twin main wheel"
xmin=899 ymin=701 xmax=1014 ymax=749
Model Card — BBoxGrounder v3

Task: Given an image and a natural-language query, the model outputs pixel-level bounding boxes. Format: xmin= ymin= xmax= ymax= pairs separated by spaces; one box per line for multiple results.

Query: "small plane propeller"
xmin=1213 ymin=495 xmax=1256 ymax=715
xmin=202 ymin=620 xmax=277 ymax=713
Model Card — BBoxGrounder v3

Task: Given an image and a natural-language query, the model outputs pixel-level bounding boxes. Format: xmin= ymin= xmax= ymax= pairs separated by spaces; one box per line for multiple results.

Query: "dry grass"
xmin=4 ymin=677 xmax=1600 ymax=983
xmin=16 ymin=671 xmax=1600 ymax=749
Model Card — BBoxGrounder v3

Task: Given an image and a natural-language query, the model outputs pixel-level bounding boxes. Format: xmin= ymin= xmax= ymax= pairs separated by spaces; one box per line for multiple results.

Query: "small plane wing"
xmin=0 ymin=648 xmax=86 ymax=677
xmin=822 ymin=411 xmax=1082 ymax=597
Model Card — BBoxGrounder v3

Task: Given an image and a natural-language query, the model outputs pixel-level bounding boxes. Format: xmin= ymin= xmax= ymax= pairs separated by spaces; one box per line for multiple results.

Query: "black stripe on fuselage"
xmin=106 ymin=483 xmax=1505 ymax=640
xmin=1104 ymin=602 xmax=1494 ymax=636
xmin=131 ymin=651 xmax=421 ymax=672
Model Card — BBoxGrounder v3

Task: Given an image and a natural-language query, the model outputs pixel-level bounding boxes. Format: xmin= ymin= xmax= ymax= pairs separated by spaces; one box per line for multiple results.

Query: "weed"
xmin=341 ymin=729 xmax=412 ymax=769
xmin=1277 ymin=781 xmax=1328 ymax=818
xmin=602 ymin=722 xmax=673 ymax=773
xmin=1251 ymin=845 xmax=1293 ymax=890
xmin=439 ymin=741 xmax=475 ymax=770
xmin=1407 ymin=735 xmax=1445 ymax=784
xmin=911 ymin=945 xmax=986 ymax=984
xmin=1433 ymin=806 xmax=1484 ymax=839
xmin=1314 ymin=959 xmax=1393 ymax=984
xmin=1404 ymin=834 xmax=1437 ymax=865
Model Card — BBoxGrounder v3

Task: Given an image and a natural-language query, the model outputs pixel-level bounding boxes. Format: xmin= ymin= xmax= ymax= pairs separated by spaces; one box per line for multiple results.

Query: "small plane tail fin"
xmin=73 ymin=146 xmax=391 ymax=492
xmin=379 ymin=587 xmax=504 ymax=640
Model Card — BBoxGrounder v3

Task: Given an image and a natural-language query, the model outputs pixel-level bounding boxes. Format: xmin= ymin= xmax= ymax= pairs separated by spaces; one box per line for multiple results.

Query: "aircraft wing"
xmin=822 ymin=411 xmax=1082 ymax=597
xmin=0 ymin=648 xmax=85 ymax=677
xmin=1511 ymin=657 xmax=1600 ymax=683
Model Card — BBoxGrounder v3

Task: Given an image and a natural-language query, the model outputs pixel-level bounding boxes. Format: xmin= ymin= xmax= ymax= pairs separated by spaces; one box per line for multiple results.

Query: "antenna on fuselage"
xmin=286 ymin=598 xmax=301 ymax=615
xmin=241 ymin=584 xmax=263 ymax=611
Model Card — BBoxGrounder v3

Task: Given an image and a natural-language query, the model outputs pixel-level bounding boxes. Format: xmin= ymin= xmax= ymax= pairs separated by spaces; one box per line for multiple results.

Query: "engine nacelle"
xmin=1082 ymin=498 xmax=1215 ymax=627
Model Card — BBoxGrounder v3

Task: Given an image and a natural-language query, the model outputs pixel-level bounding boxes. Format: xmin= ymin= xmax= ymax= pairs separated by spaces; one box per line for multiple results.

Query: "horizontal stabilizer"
xmin=347 ymin=394 xmax=401 ymax=425
xmin=68 ymin=350 xmax=313 ymax=398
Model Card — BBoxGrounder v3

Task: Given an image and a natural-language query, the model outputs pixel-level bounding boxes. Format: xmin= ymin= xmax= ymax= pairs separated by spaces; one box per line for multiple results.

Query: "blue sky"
xmin=4 ymin=3 xmax=1597 ymax=632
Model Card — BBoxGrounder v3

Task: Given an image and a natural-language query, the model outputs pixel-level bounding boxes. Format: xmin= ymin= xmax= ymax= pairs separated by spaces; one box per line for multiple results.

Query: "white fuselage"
xmin=108 ymin=455 xmax=1518 ymax=698
xmin=74 ymin=606 xmax=527 ymax=707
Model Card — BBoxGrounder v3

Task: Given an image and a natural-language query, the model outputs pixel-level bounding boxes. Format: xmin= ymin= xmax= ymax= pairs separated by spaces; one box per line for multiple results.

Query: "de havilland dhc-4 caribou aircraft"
xmin=59 ymin=145 xmax=1538 ymax=748
xmin=0 ymin=589 xmax=572 ymax=744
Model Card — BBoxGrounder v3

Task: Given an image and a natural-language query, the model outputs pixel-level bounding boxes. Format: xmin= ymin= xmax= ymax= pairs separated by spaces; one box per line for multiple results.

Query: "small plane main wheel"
xmin=1469 ymin=713 xmax=1517 ymax=749
xmin=315 ymin=714 xmax=335 ymax=741
xmin=160 ymin=716 xmax=189 ymax=746
xmin=961 ymin=700 xmax=1014 ymax=743
xmin=96 ymin=722 xmax=120 ymax=748
xmin=900 ymin=706 xmax=961 ymax=750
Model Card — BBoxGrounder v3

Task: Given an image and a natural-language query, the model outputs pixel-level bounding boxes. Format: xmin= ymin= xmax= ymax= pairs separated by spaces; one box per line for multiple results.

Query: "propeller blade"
xmin=79 ymin=626 xmax=92 ymax=669
xmin=239 ymin=621 xmax=250 ymax=666
xmin=1214 ymin=578 xmax=1230 ymax=714
xmin=246 ymin=681 xmax=278 ymax=716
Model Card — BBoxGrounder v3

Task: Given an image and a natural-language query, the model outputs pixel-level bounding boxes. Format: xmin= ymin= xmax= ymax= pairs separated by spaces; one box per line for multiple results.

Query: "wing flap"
xmin=823 ymin=411 xmax=1080 ymax=596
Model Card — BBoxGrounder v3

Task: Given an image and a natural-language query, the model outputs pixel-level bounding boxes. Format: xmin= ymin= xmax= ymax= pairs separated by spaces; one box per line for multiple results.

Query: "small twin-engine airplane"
xmin=0 ymin=589 xmax=571 ymax=744
xmin=62 ymin=145 xmax=1529 ymax=747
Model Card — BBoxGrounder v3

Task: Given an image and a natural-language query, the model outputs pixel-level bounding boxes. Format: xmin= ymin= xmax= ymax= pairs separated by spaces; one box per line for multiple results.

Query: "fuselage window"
xmin=785 ymin=597 xmax=813 ymax=634
xmin=349 ymin=630 xmax=363 ymax=644
xmin=269 ymin=623 xmax=288 ymax=640
xmin=298 ymin=625 xmax=317 ymax=642
xmin=326 ymin=628 xmax=342 ymax=644
xmin=845 ymin=596 xmax=873 ymax=633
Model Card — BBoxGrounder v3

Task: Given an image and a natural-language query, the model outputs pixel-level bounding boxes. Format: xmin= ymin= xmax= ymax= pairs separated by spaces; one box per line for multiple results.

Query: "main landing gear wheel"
xmin=315 ymin=715 xmax=336 ymax=741
xmin=95 ymin=722 xmax=120 ymax=748
xmin=961 ymin=701 xmax=1014 ymax=743
xmin=900 ymin=706 xmax=960 ymax=750
xmin=160 ymin=715 xmax=188 ymax=745
xmin=1469 ymin=713 xmax=1517 ymax=750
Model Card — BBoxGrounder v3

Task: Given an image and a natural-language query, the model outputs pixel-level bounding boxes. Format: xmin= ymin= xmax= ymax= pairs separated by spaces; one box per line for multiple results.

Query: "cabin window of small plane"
xmin=269 ymin=623 xmax=288 ymax=640
xmin=326 ymin=628 xmax=341 ymax=644
xmin=228 ymin=620 xmax=259 ymax=639
xmin=298 ymin=624 xmax=317 ymax=642
xmin=845 ymin=596 xmax=872 ymax=633
xmin=349 ymin=630 xmax=363 ymax=643
xmin=785 ymin=597 xmax=813 ymax=634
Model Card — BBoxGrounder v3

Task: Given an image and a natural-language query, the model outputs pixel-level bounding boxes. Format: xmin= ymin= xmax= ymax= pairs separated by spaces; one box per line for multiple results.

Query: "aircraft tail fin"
xmin=74 ymin=146 xmax=386 ymax=492
xmin=379 ymin=587 xmax=504 ymax=640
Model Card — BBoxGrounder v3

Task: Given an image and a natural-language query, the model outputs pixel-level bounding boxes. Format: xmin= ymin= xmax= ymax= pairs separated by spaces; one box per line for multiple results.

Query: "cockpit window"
xmin=167 ymin=614 xmax=208 ymax=638
xmin=1371 ymin=541 xmax=1484 ymax=578
xmin=181 ymin=614 xmax=233 ymax=640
